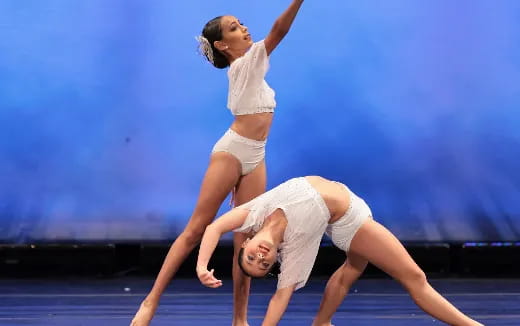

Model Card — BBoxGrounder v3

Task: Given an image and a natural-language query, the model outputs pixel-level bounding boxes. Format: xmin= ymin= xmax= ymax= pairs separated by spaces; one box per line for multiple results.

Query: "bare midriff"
xmin=230 ymin=112 xmax=274 ymax=141
xmin=305 ymin=176 xmax=352 ymax=224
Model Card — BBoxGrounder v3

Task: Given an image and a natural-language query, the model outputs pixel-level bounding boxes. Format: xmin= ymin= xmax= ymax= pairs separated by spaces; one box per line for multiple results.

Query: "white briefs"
xmin=326 ymin=183 xmax=373 ymax=252
xmin=212 ymin=129 xmax=266 ymax=175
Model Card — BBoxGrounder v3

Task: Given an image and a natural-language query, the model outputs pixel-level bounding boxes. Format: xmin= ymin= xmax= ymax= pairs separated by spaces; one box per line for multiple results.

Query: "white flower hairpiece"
xmin=195 ymin=35 xmax=214 ymax=64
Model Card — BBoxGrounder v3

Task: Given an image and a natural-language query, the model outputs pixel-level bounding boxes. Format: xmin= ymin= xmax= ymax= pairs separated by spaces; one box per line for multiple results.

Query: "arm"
xmin=264 ymin=0 xmax=304 ymax=55
xmin=196 ymin=208 xmax=249 ymax=287
xmin=261 ymin=285 xmax=297 ymax=326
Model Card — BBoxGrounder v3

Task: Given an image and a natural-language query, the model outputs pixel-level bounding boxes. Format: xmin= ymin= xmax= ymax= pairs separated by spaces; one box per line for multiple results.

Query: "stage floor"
xmin=0 ymin=277 xmax=518 ymax=325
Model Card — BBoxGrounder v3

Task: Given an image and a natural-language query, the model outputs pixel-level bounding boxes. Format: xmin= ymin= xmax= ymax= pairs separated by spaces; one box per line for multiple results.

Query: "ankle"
xmin=142 ymin=297 xmax=159 ymax=307
xmin=312 ymin=319 xmax=332 ymax=326
xmin=232 ymin=317 xmax=248 ymax=326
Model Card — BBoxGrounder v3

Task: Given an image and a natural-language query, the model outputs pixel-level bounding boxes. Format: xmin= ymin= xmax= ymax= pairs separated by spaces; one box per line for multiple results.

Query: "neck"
xmin=225 ymin=49 xmax=247 ymax=64
xmin=256 ymin=211 xmax=287 ymax=246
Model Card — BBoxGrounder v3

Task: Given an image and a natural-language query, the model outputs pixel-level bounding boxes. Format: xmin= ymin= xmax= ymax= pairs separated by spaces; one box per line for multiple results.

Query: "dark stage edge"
xmin=1 ymin=243 xmax=519 ymax=278
xmin=0 ymin=278 xmax=518 ymax=325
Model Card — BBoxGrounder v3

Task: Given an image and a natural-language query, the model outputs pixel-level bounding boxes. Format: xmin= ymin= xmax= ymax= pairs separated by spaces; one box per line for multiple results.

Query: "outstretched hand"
xmin=197 ymin=267 xmax=223 ymax=288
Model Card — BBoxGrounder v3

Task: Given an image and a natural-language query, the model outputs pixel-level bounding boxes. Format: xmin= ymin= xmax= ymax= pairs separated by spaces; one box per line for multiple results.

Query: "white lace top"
xmin=227 ymin=40 xmax=276 ymax=115
xmin=233 ymin=178 xmax=331 ymax=291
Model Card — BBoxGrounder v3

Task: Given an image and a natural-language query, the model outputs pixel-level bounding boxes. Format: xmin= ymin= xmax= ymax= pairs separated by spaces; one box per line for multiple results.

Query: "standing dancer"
xmin=131 ymin=1 xmax=305 ymax=325
xmin=197 ymin=176 xmax=483 ymax=326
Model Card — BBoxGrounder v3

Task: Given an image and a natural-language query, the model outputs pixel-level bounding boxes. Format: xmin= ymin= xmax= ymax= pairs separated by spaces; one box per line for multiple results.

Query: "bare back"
xmin=305 ymin=176 xmax=351 ymax=223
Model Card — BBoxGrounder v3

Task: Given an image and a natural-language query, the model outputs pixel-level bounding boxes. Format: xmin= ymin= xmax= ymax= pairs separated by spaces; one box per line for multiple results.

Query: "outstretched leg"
xmin=313 ymin=251 xmax=368 ymax=326
xmin=232 ymin=161 xmax=267 ymax=326
xmin=131 ymin=152 xmax=241 ymax=326
xmin=349 ymin=219 xmax=483 ymax=326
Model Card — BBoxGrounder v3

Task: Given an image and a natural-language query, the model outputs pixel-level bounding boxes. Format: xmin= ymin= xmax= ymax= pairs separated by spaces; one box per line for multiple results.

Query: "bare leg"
xmin=312 ymin=252 xmax=368 ymax=326
xmin=232 ymin=161 xmax=267 ymax=326
xmin=130 ymin=152 xmax=241 ymax=326
xmin=348 ymin=219 xmax=483 ymax=326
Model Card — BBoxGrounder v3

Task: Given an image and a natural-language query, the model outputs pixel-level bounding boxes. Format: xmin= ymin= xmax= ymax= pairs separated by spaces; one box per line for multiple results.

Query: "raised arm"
xmin=196 ymin=208 xmax=249 ymax=287
xmin=261 ymin=285 xmax=297 ymax=326
xmin=264 ymin=0 xmax=304 ymax=55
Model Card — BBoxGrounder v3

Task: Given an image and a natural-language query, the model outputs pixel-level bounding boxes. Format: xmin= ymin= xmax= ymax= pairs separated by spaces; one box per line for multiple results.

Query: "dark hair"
xmin=201 ymin=16 xmax=229 ymax=69
xmin=237 ymin=247 xmax=279 ymax=279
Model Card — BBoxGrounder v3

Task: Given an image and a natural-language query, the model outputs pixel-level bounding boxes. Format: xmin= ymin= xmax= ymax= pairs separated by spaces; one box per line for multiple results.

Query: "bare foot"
xmin=130 ymin=299 xmax=158 ymax=326
xmin=232 ymin=322 xmax=250 ymax=326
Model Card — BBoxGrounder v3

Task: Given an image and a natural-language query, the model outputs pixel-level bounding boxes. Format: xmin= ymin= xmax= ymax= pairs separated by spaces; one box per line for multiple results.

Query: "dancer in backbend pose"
xmin=197 ymin=176 xmax=483 ymax=326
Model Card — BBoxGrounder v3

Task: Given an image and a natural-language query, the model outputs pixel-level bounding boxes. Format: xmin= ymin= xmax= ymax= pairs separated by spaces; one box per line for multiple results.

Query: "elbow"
xmin=272 ymin=290 xmax=290 ymax=302
xmin=206 ymin=223 xmax=225 ymax=238
xmin=205 ymin=223 xmax=217 ymax=235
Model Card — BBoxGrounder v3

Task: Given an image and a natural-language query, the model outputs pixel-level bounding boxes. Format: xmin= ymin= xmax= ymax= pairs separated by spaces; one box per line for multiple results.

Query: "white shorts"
xmin=212 ymin=129 xmax=266 ymax=175
xmin=325 ymin=183 xmax=372 ymax=252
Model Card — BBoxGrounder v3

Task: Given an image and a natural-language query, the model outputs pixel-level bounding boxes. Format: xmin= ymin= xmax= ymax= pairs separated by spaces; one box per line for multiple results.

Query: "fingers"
xmin=198 ymin=269 xmax=223 ymax=288
xmin=205 ymin=269 xmax=222 ymax=287
xmin=207 ymin=279 xmax=223 ymax=288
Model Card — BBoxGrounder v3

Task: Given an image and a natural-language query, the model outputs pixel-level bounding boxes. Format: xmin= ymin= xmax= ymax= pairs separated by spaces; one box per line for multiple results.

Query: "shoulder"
xmin=240 ymin=40 xmax=268 ymax=62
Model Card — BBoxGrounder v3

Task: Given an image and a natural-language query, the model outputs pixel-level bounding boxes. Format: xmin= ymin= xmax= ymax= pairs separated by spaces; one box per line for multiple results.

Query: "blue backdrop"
xmin=1 ymin=0 xmax=519 ymax=243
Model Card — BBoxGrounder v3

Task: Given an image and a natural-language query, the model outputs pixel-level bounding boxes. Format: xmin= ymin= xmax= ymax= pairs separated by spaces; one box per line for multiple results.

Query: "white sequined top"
xmin=227 ymin=40 xmax=276 ymax=115
xmin=233 ymin=178 xmax=331 ymax=291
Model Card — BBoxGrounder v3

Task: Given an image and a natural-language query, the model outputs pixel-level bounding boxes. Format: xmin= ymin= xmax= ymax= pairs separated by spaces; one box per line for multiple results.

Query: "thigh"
xmin=234 ymin=160 xmax=267 ymax=206
xmin=186 ymin=152 xmax=242 ymax=230
xmin=348 ymin=219 xmax=421 ymax=280
xmin=232 ymin=161 xmax=266 ymax=248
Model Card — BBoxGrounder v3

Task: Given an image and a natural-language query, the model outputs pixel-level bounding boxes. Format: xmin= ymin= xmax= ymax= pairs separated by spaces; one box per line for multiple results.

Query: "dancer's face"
xmin=214 ymin=16 xmax=252 ymax=54
xmin=240 ymin=238 xmax=277 ymax=277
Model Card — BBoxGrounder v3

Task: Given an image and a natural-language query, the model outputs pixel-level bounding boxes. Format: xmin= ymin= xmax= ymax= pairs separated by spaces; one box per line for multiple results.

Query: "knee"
xmin=400 ymin=268 xmax=427 ymax=290
xmin=181 ymin=226 xmax=206 ymax=246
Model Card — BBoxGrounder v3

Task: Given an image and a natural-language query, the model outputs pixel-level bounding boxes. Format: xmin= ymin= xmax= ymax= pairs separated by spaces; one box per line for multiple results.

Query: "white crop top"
xmin=233 ymin=178 xmax=331 ymax=291
xmin=227 ymin=40 xmax=276 ymax=115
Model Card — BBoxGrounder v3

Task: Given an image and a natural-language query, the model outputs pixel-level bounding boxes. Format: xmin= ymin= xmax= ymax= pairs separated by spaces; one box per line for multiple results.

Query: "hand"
xmin=197 ymin=266 xmax=223 ymax=288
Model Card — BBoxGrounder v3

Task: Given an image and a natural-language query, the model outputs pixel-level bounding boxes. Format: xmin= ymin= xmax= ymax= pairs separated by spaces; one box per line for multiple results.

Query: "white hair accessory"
xmin=195 ymin=35 xmax=214 ymax=64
